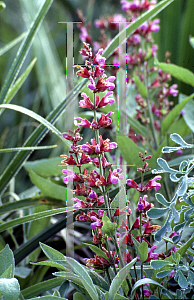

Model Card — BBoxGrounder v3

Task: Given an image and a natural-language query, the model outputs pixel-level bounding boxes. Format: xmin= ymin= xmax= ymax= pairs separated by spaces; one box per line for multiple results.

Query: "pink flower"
xmin=110 ymin=168 xmax=123 ymax=184
xmin=79 ymin=93 xmax=94 ymax=110
xmin=96 ymin=92 xmax=115 ymax=108
xmin=143 ymin=289 xmax=152 ymax=297
xmin=163 ymin=84 xmax=178 ymax=97
xmin=145 ymin=245 xmax=159 ymax=262
xmin=73 ymin=197 xmax=87 ymax=209
xmin=93 ymin=48 xmax=105 ymax=67
xmin=98 ymin=112 xmax=113 ymax=127
xmin=90 ymin=216 xmax=103 ymax=229
xmin=87 ymin=76 xmax=96 ymax=91
xmin=74 ymin=117 xmax=91 ymax=128
xmin=144 ymin=175 xmax=161 ymax=191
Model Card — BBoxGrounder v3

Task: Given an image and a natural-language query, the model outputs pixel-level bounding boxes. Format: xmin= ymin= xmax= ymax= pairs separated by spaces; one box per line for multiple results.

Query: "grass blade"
xmin=0 ymin=0 xmax=54 ymax=105
xmin=0 ymin=145 xmax=57 ymax=153
xmin=0 ymin=207 xmax=74 ymax=233
xmin=0 ymin=32 xmax=26 ymax=56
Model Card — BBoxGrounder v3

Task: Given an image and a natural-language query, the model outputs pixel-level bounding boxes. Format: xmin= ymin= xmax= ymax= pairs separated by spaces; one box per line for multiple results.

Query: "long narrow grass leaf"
xmin=0 ymin=0 xmax=54 ymax=105
xmin=0 ymin=32 xmax=26 ymax=56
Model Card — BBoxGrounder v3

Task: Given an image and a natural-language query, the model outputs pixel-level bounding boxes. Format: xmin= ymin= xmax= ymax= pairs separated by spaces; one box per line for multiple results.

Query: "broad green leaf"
xmin=0 ymin=104 xmax=70 ymax=146
xmin=0 ymin=206 xmax=74 ymax=233
xmin=14 ymin=266 xmax=32 ymax=279
xmin=39 ymin=243 xmax=66 ymax=262
xmin=127 ymin=115 xmax=148 ymax=137
xmin=0 ymin=278 xmax=20 ymax=300
xmin=0 ymin=145 xmax=57 ymax=153
xmin=151 ymin=260 xmax=174 ymax=269
xmin=131 ymin=278 xmax=173 ymax=299
xmin=87 ymin=269 xmax=109 ymax=292
xmin=103 ymin=0 xmax=176 ymax=59
xmin=147 ymin=207 xmax=169 ymax=219
xmin=170 ymin=133 xmax=192 ymax=147
xmin=0 ymin=265 xmax=12 ymax=279
xmin=0 ymin=244 xmax=15 ymax=277
xmin=73 ymin=292 xmax=86 ymax=300
xmin=109 ymin=258 xmax=137 ymax=300
xmin=83 ymin=243 xmax=109 ymax=261
xmin=0 ymin=32 xmax=26 ymax=56
xmin=4 ymin=58 xmax=37 ymax=106
xmin=53 ymin=272 xmax=83 ymax=288
xmin=189 ymin=36 xmax=194 ymax=49
xmin=155 ymin=58 xmax=194 ymax=87
xmin=64 ymin=257 xmax=99 ymax=300
xmin=161 ymin=93 xmax=194 ymax=135
xmin=0 ymin=1 xmax=5 ymax=12
xmin=0 ymin=0 xmax=54 ymax=105
xmin=116 ymin=136 xmax=143 ymax=169
xmin=102 ymin=212 xmax=117 ymax=237
xmin=133 ymin=72 xmax=148 ymax=98
xmin=24 ymin=157 xmax=62 ymax=177
xmin=21 ymin=278 xmax=65 ymax=299
xmin=138 ymin=240 xmax=148 ymax=262
xmin=28 ymin=170 xmax=70 ymax=203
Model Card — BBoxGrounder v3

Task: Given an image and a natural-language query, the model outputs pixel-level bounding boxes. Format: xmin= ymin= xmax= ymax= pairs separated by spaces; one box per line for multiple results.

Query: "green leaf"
xmin=0 ymin=206 xmax=74 ymax=233
xmin=29 ymin=296 xmax=67 ymax=300
xmin=0 ymin=78 xmax=86 ymax=196
xmin=31 ymin=260 xmax=66 ymax=271
xmin=24 ymin=157 xmax=63 ymax=177
xmin=28 ymin=170 xmax=70 ymax=203
xmin=3 ymin=58 xmax=37 ymax=106
xmin=39 ymin=243 xmax=66 ymax=262
xmin=151 ymin=260 xmax=174 ymax=269
xmin=131 ymin=278 xmax=173 ymax=299
xmin=53 ymin=271 xmax=83 ymax=287
xmin=73 ymin=292 xmax=86 ymax=300
xmin=156 ymin=269 xmax=173 ymax=278
xmin=83 ymin=243 xmax=109 ymax=261
xmin=103 ymin=0 xmax=176 ymax=59
xmin=179 ymin=94 xmax=194 ymax=132
xmin=0 ymin=265 xmax=12 ymax=279
xmin=138 ymin=240 xmax=148 ymax=262
xmin=161 ymin=93 xmax=194 ymax=135
xmin=0 ymin=244 xmax=15 ymax=277
xmin=189 ymin=36 xmax=194 ymax=49
xmin=0 ymin=278 xmax=20 ymax=300
xmin=155 ymin=58 xmax=194 ymax=87
xmin=133 ymin=73 xmax=148 ymax=98
xmin=21 ymin=279 xmax=65 ymax=299
xmin=109 ymin=258 xmax=137 ymax=300
xmin=155 ymin=193 xmax=170 ymax=207
xmin=0 ymin=197 xmax=65 ymax=215
xmin=102 ymin=212 xmax=117 ymax=237
xmin=0 ymin=1 xmax=6 ymax=12
xmin=147 ymin=207 xmax=169 ymax=219
xmin=127 ymin=114 xmax=148 ymax=137
xmin=63 ymin=257 xmax=99 ymax=300
xmin=0 ymin=32 xmax=26 ymax=56
xmin=0 ymin=104 xmax=70 ymax=146
xmin=178 ymin=271 xmax=188 ymax=289
xmin=0 ymin=145 xmax=57 ymax=153
xmin=0 ymin=0 xmax=54 ymax=105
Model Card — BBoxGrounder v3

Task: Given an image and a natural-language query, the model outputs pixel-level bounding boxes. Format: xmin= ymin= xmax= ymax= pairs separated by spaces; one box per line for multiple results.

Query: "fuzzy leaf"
xmin=0 ymin=278 xmax=20 ymax=300
xmin=155 ymin=193 xmax=170 ymax=207
xmin=151 ymin=260 xmax=174 ymax=269
xmin=147 ymin=207 xmax=169 ymax=219
xmin=178 ymin=271 xmax=188 ymax=289
xmin=83 ymin=243 xmax=109 ymax=262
